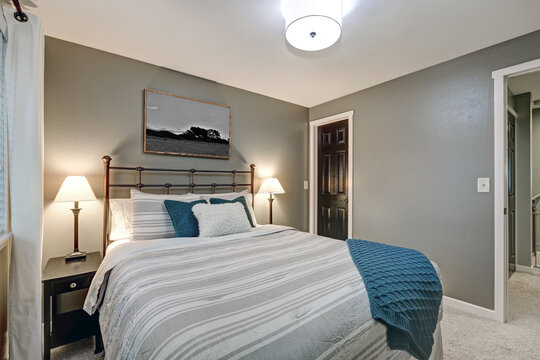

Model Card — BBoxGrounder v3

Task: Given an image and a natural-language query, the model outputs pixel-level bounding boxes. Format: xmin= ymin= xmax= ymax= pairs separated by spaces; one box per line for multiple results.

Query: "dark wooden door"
xmin=508 ymin=113 xmax=516 ymax=276
xmin=317 ymin=120 xmax=348 ymax=240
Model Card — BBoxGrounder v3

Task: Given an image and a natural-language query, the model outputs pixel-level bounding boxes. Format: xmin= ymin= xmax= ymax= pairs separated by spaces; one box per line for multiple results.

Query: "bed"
xmin=84 ymin=156 xmax=443 ymax=360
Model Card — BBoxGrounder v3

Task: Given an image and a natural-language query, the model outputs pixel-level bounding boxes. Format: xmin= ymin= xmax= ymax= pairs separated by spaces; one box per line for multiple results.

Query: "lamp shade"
xmin=258 ymin=177 xmax=285 ymax=195
xmin=55 ymin=176 xmax=96 ymax=202
xmin=284 ymin=0 xmax=342 ymax=51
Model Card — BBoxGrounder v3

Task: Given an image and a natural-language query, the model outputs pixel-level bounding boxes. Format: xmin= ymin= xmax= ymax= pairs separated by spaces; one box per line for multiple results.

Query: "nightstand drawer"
xmin=51 ymin=274 xmax=92 ymax=295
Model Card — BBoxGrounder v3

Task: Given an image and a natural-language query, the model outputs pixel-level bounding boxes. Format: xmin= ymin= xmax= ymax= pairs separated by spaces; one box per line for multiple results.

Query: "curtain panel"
xmin=0 ymin=7 xmax=44 ymax=360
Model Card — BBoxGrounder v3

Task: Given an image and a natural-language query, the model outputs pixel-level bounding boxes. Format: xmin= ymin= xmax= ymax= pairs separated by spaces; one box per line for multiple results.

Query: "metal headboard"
xmin=102 ymin=155 xmax=255 ymax=255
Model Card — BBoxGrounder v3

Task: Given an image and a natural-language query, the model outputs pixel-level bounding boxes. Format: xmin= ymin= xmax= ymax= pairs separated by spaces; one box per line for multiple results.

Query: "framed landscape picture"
xmin=144 ymin=89 xmax=231 ymax=159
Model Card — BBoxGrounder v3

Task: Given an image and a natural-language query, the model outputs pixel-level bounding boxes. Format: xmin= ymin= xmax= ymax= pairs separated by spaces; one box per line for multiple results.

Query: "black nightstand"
xmin=42 ymin=251 xmax=103 ymax=360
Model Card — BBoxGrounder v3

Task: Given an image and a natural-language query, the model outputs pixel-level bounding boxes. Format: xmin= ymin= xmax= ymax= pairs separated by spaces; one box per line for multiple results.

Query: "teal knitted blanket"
xmin=346 ymin=239 xmax=442 ymax=360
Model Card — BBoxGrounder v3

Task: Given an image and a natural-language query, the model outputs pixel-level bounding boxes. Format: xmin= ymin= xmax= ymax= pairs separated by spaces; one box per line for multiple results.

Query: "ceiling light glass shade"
xmin=284 ymin=0 xmax=342 ymax=51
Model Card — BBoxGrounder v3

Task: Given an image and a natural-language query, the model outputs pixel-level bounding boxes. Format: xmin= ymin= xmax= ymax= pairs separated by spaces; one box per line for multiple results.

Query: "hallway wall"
xmin=532 ymin=108 xmax=540 ymax=197
xmin=532 ymin=108 xmax=540 ymax=259
xmin=514 ymin=93 xmax=532 ymax=267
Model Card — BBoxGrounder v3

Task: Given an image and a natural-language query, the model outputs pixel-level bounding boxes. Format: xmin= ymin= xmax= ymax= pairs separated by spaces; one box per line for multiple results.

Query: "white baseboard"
xmin=443 ymin=296 xmax=498 ymax=321
xmin=515 ymin=264 xmax=540 ymax=276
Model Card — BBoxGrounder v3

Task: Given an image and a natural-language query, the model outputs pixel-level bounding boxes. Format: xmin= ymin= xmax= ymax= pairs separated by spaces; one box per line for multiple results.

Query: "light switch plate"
xmin=477 ymin=178 xmax=490 ymax=193
xmin=304 ymin=181 xmax=309 ymax=190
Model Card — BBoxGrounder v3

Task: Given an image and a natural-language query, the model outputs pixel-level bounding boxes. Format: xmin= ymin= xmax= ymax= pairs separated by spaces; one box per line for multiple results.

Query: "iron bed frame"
xmin=101 ymin=155 xmax=255 ymax=255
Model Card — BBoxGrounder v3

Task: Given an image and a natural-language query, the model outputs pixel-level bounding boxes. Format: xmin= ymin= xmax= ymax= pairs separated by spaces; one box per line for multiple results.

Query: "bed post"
xmin=102 ymin=155 xmax=112 ymax=256
xmin=250 ymin=164 xmax=255 ymax=208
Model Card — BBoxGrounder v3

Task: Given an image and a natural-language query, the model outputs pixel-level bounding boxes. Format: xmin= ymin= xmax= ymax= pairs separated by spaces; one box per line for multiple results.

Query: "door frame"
xmin=309 ymin=110 xmax=354 ymax=238
xmin=493 ymin=58 xmax=540 ymax=323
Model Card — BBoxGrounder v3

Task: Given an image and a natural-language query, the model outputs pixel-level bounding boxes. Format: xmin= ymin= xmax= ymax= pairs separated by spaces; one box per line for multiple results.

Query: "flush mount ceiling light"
xmin=283 ymin=0 xmax=342 ymax=51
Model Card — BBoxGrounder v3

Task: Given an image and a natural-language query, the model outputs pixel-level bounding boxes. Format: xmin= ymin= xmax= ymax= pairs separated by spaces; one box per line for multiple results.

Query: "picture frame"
xmin=144 ymin=88 xmax=231 ymax=159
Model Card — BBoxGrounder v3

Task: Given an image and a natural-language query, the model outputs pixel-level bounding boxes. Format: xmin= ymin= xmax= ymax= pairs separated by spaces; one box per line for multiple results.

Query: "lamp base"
xmin=268 ymin=197 xmax=274 ymax=224
xmin=65 ymin=250 xmax=87 ymax=262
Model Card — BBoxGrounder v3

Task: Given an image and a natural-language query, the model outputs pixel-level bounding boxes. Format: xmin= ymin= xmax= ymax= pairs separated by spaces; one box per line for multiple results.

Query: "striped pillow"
xmin=130 ymin=189 xmax=201 ymax=241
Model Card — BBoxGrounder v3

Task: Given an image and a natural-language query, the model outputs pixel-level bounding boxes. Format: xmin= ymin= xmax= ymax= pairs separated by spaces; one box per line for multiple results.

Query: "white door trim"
xmin=309 ymin=111 xmax=354 ymax=238
xmin=492 ymin=58 xmax=540 ymax=323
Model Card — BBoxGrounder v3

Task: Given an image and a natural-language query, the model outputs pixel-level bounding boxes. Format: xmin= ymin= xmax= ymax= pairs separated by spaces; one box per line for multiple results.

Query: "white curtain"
xmin=0 ymin=6 xmax=44 ymax=360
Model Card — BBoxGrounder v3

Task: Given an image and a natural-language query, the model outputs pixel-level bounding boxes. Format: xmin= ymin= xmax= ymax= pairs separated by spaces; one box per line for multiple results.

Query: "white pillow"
xmin=192 ymin=202 xmax=252 ymax=238
xmin=109 ymin=199 xmax=130 ymax=241
xmin=130 ymin=188 xmax=199 ymax=200
xmin=130 ymin=189 xmax=201 ymax=241
xmin=201 ymin=190 xmax=257 ymax=226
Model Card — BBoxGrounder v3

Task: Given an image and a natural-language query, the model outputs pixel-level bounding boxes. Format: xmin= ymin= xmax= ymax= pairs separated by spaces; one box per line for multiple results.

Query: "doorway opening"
xmin=309 ymin=111 xmax=354 ymax=239
xmin=493 ymin=58 xmax=540 ymax=323
xmin=507 ymin=73 xmax=540 ymax=273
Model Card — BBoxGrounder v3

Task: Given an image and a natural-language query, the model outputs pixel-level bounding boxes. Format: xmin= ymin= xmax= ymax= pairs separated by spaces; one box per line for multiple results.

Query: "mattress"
xmin=84 ymin=225 xmax=443 ymax=360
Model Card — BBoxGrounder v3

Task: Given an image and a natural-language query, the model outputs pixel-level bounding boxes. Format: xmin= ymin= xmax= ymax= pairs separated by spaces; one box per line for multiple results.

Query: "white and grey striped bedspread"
xmin=84 ymin=225 xmax=443 ymax=360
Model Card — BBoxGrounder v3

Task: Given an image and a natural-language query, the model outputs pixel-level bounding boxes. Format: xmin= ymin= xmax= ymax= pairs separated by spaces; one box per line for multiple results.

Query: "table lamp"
xmin=55 ymin=176 xmax=96 ymax=262
xmin=258 ymin=177 xmax=285 ymax=224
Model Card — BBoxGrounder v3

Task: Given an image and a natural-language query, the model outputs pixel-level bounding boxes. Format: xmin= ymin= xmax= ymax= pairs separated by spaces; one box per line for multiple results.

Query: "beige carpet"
xmin=51 ymin=272 xmax=540 ymax=360
xmin=51 ymin=337 xmax=103 ymax=360
xmin=442 ymin=271 xmax=540 ymax=360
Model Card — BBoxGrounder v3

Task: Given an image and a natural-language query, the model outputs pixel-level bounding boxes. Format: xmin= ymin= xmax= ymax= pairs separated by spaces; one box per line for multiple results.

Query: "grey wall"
xmin=507 ymin=88 xmax=515 ymax=110
xmin=532 ymin=108 xmax=540 ymax=255
xmin=310 ymin=30 xmax=540 ymax=309
xmin=532 ymin=108 xmax=540 ymax=197
xmin=43 ymin=37 xmax=309 ymax=266
xmin=514 ymin=93 xmax=532 ymax=267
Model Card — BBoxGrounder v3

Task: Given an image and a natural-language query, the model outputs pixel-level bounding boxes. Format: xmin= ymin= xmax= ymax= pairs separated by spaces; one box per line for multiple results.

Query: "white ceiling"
xmin=25 ymin=0 xmax=540 ymax=107
xmin=508 ymin=71 xmax=540 ymax=106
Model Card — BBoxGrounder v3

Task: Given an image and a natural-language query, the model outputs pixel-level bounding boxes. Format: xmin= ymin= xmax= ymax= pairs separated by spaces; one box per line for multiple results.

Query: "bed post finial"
xmin=102 ymin=156 xmax=112 ymax=256
xmin=250 ymin=164 xmax=255 ymax=208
